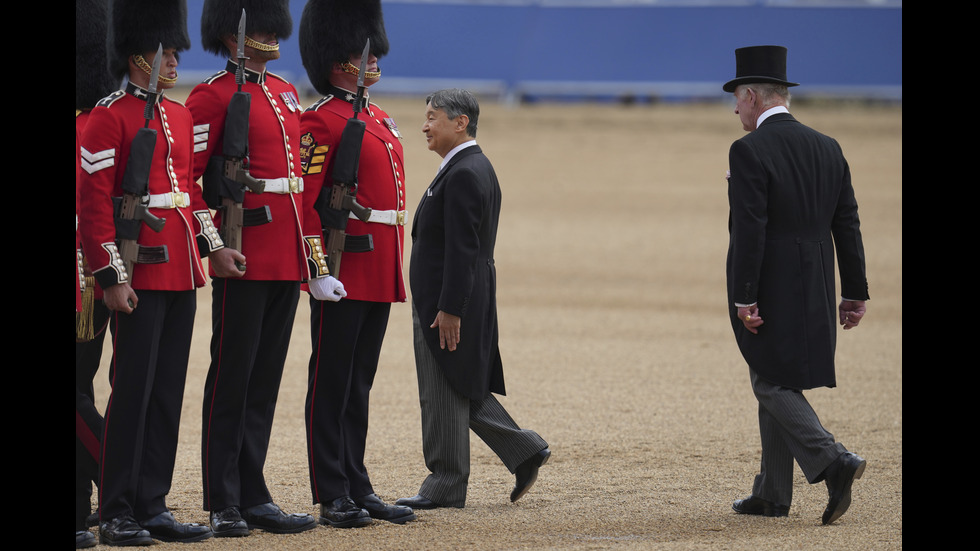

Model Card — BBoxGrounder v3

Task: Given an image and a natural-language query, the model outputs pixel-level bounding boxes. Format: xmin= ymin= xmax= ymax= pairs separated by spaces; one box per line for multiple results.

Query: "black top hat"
xmin=723 ymin=45 xmax=799 ymax=93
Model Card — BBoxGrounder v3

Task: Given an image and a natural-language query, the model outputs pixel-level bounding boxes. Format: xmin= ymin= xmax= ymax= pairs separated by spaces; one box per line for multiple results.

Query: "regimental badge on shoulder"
xmin=384 ymin=117 xmax=402 ymax=139
xmin=299 ymin=132 xmax=329 ymax=175
xmin=280 ymin=91 xmax=301 ymax=113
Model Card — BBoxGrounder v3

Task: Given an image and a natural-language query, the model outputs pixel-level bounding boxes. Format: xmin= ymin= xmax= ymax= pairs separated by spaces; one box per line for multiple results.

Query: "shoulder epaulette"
xmin=201 ymin=70 xmax=230 ymax=85
xmin=96 ymin=90 xmax=125 ymax=108
xmin=305 ymin=95 xmax=334 ymax=112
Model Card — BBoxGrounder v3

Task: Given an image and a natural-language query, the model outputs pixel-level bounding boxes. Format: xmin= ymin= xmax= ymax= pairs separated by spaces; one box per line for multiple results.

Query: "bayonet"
xmin=235 ymin=8 xmax=247 ymax=91
xmin=143 ymin=43 xmax=163 ymax=125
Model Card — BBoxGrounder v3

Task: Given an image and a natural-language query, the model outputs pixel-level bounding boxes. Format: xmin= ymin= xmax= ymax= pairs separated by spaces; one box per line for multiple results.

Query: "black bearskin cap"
xmin=76 ymin=0 xmax=119 ymax=109
xmin=300 ymin=0 xmax=390 ymax=95
xmin=107 ymin=0 xmax=191 ymax=79
xmin=200 ymin=0 xmax=294 ymax=56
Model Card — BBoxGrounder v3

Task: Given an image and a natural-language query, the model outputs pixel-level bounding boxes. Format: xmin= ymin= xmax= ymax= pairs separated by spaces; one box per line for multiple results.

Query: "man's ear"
xmin=455 ymin=114 xmax=469 ymax=133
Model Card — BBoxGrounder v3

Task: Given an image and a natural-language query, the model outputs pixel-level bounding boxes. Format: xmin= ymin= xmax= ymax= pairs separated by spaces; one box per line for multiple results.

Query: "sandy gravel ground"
xmin=86 ymin=95 xmax=902 ymax=550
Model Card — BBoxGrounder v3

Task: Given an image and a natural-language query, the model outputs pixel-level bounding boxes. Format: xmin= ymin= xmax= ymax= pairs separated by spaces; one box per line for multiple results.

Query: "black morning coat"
xmin=410 ymin=145 xmax=506 ymax=401
xmin=726 ymin=113 xmax=870 ymax=390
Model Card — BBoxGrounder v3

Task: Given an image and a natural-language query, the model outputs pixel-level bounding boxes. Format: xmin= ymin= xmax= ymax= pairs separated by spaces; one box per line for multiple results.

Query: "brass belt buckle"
xmin=288 ymin=176 xmax=300 ymax=193
xmin=396 ymin=210 xmax=405 ymax=226
xmin=173 ymin=191 xmax=186 ymax=208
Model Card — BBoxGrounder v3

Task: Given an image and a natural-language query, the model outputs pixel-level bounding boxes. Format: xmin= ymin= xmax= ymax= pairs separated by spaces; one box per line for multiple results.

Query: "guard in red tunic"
xmin=78 ymin=0 xmax=227 ymax=545
xmin=187 ymin=0 xmax=341 ymax=538
xmin=75 ymin=2 xmax=119 ymax=547
xmin=298 ymin=0 xmax=413 ymax=528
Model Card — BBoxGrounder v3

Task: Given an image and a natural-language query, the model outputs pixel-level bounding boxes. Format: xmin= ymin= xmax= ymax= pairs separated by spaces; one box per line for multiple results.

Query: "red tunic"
xmin=300 ymin=90 xmax=406 ymax=302
xmin=78 ymin=85 xmax=217 ymax=292
xmin=186 ymin=61 xmax=323 ymax=282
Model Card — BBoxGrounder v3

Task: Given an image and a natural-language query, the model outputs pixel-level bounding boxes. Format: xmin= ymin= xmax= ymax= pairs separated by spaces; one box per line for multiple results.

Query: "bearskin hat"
xmin=76 ymin=0 xmax=119 ymax=109
xmin=107 ymin=0 xmax=191 ymax=80
xmin=200 ymin=0 xmax=294 ymax=56
xmin=300 ymin=0 xmax=390 ymax=95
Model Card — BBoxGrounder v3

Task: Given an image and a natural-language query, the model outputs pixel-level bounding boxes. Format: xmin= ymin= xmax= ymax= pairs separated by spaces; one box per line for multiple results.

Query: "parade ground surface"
xmin=90 ymin=95 xmax=902 ymax=550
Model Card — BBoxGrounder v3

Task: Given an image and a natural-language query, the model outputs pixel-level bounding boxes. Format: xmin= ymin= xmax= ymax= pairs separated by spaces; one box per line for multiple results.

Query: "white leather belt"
xmin=350 ymin=209 xmax=406 ymax=226
xmin=146 ymin=191 xmax=189 ymax=209
xmin=248 ymin=176 xmax=304 ymax=194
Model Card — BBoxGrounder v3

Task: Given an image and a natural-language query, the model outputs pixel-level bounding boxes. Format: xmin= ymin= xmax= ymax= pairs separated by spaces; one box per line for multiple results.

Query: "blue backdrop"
xmin=178 ymin=1 xmax=902 ymax=101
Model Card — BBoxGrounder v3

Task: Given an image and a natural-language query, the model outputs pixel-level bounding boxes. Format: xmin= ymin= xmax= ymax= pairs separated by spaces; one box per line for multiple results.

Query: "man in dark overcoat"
xmin=724 ymin=45 xmax=870 ymax=525
xmin=396 ymin=89 xmax=550 ymax=509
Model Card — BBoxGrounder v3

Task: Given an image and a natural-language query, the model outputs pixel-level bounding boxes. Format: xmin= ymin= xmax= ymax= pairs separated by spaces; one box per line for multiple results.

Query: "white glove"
xmin=309 ymin=275 xmax=347 ymax=302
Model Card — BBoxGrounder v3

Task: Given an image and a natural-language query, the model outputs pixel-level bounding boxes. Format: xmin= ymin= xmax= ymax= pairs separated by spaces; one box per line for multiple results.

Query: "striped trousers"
xmin=749 ymin=369 xmax=846 ymax=507
xmin=412 ymin=306 xmax=547 ymax=507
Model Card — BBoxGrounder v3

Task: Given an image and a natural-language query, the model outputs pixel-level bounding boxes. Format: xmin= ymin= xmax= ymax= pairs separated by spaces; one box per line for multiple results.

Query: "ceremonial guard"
xmin=298 ymin=0 xmax=413 ymax=527
xmin=75 ymin=0 xmax=119 ymax=547
xmin=187 ymin=0 xmax=341 ymax=537
xmin=78 ymin=0 xmax=225 ymax=545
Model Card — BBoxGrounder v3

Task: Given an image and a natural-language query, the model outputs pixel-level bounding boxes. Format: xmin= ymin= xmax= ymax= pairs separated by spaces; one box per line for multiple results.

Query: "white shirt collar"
xmin=439 ymin=140 xmax=478 ymax=172
xmin=757 ymin=106 xmax=789 ymax=128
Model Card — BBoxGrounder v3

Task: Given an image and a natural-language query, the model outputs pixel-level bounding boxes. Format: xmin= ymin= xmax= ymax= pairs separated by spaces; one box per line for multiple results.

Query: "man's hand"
xmin=431 ymin=310 xmax=461 ymax=351
xmin=839 ymin=300 xmax=866 ymax=330
xmin=104 ymin=282 xmax=138 ymax=314
xmin=309 ymin=275 xmax=347 ymax=302
xmin=209 ymin=247 xmax=247 ymax=278
xmin=737 ymin=304 xmax=764 ymax=335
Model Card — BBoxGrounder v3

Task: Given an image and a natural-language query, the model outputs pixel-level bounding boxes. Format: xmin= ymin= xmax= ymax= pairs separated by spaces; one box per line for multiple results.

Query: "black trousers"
xmin=76 ymin=301 xmax=109 ymax=530
xmin=202 ymin=278 xmax=299 ymax=511
xmin=99 ymin=289 xmax=196 ymax=522
xmin=305 ymin=297 xmax=390 ymax=504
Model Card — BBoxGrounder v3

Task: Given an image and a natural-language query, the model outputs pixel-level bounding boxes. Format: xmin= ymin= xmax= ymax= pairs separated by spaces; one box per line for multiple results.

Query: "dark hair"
xmin=425 ymin=88 xmax=479 ymax=138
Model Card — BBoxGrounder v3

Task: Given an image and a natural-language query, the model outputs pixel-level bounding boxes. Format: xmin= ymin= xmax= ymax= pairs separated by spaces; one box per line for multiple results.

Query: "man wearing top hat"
xmin=78 ymin=0 xmax=229 ymax=544
xmin=723 ymin=45 xmax=870 ymax=525
xmin=186 ymin=0 xmax=338 ymax=537
xmin=297 ymin=0 xmax=415 ymax=528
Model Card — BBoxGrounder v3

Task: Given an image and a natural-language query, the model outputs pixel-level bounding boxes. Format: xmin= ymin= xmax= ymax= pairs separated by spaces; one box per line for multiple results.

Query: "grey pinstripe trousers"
xmin=749 ymin=369 xmax=846 ymax=507
xmin=412 ymin=306 xmax=548 ymax=507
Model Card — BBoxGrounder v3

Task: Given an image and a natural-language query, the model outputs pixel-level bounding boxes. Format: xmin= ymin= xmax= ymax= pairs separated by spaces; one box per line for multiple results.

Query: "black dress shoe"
xmin=732 ymin=495 xmax=789 ymax=517
xmin=210 ymin=507 xmax=249 ymax=538
xmin=822 ymin=451 xmax=867 ymax=525
xmin=140 ymin=510 xmax=213 ymax=543
xmin=86 ymin=512 xmax=99 ymax=528
xmin=242 ymin=502 xmax=317 ymax=534
xmin=76 ymin=530 xmax=96 ymax=549
xmin=511 ymin=448 xmax=551 ymax=502
xmin=395 ymin=494 xmax=450 ymax=510
xmin=319 ymin=496 xmax=373 ymax=528
xmin=99 ymin=515 xmax=152 ymax=546
xmin=355 ymin=493 xmax=417 ymax=524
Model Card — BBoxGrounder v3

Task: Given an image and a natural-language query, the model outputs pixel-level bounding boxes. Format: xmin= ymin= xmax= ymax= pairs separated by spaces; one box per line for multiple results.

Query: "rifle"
xmin=204 ymin=9 xmax=269 ymax=272
xmin=319 ymin=39 xmax=374 ymax=278
xmin=114 ymin=43 xmax=168 ymax=297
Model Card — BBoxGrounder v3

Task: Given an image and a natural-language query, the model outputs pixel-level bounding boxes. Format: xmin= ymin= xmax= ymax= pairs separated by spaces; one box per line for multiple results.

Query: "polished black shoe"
xmin=242 ymin=502 xmax=317 ymax=534
xmin=209 ymin=507 xmax=249 ymax=538
xmin=86 ymin=512 xmax=99 ymax=528
xmin=355 ymin=493 xmax=417 ymax=524
xmin=99 ymin=515 xmax=153 ymax=546
xmin=319 ymin=496 xmax=373 ymax=528
xmin=511 ymin=448 xmax=551 ymax=502
xmin=395 ymin=494 xmax=453 ymax=510
xmin=140 ymin=510 xmax=213 ymax=543
xmin=822 ymin=452 xmax=867 ymax=525
xmin=76 ymin=530 xmax=96 ymax=548
xmin=732 ymin=495 xmax=790 ymax=517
